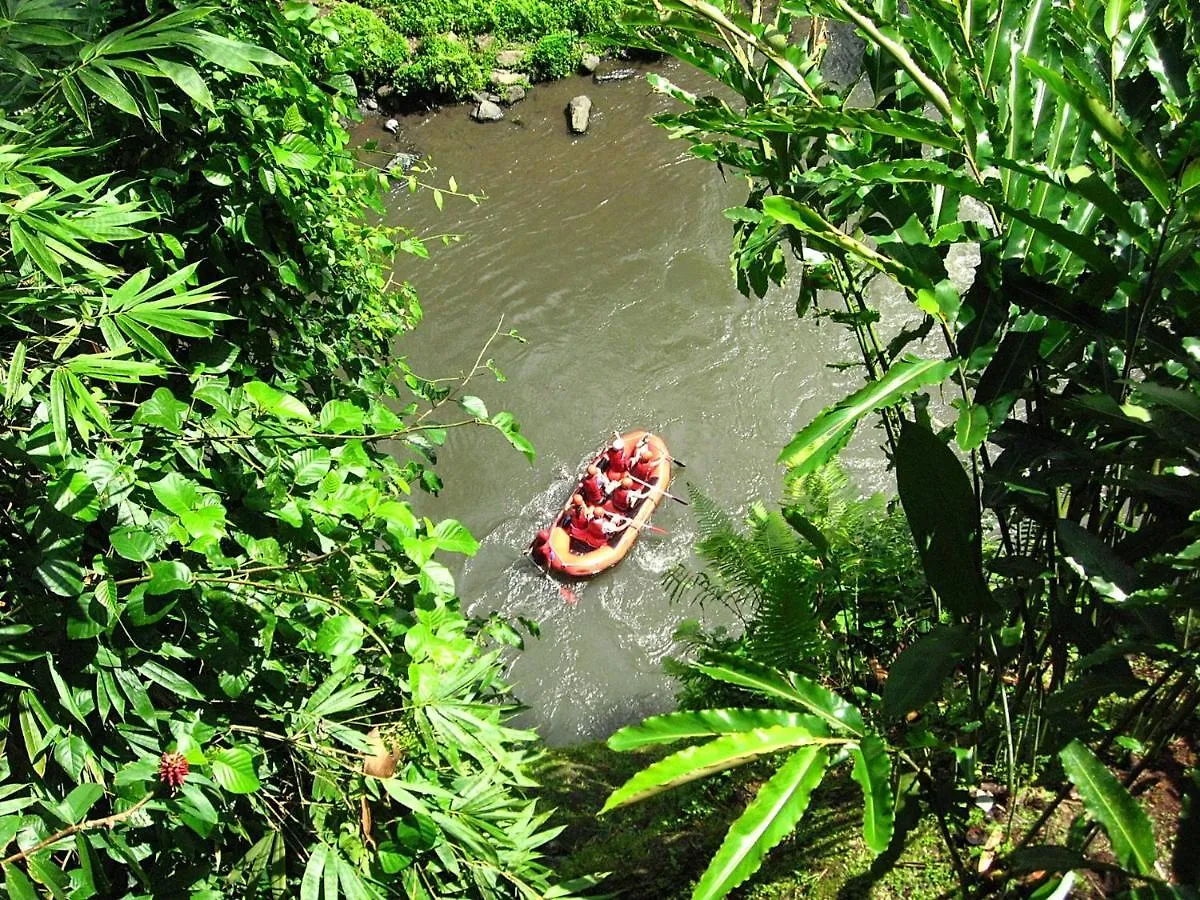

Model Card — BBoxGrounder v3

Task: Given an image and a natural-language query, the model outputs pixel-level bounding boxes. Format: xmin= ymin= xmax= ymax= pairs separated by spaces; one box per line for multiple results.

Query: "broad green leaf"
xmin=881 ymin=625 xmax=971 ymax=719
xmin=694 ymin=746 xmax=829 ymax=900
xmin=5 ymin=865 xmax=38 ymax=900
xmin=955 ymin=403 xmax=991 ymax=452
xmin=693 ymin=655 xmax=865 ymax=735
xmin=431 ymin=519 xmax=479 ymax=557
xmin=1057 ymin=519 xmax=1138 ymax=603
xmin=293 ymin=448 xmax=332 ymax=485
xmin=314 ymin=615 xmax=364 ymax=658
xmin=146 ymin=560 xmax=192 ymax=595
xmin=458 ymin=395 xmax=487 ymax=418
xmin=609 ymin=708 xmax=827 ymax=751
xmin=779 ymin=356 xmax=956 ymax=473
xmin=212 ymin=747 xmax=261 ymax=794
xmin=1060 ymin=739 xmax=1155 ymax=875
xmin=601 ymin=726 xmax=830 ymax=812
xmin=762 ymin=196 xmax=928 ymax=290
xmin=55 ymin=783 xmax=103 ymax=823
xmin=849 ymin=735 xmax=894 ymax=854
xmin=151 ymin=471 xmax=202 ymax=516
xmin=244 ymin=381 xmax=313 ymax=422
xmin=895 ymin=423 xmax=998 ymax=616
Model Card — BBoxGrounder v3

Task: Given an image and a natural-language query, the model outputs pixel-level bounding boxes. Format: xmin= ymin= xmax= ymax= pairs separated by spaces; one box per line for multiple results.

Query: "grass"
xmin=534 ymin=742 xmax=960 ymax=899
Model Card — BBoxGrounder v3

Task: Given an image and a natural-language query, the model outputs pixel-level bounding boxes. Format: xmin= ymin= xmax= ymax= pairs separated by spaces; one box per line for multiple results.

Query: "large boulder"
xmin=490 ymin=69 xmax=526 ymax=87
xmin=472 ymin=99 xmax=505 ymax=123
xmin=567 ymin=95 xmax=592 ymax=134
xmin=383 ymin=118 xmax=399 ymax=134
xmin=580 ymin=52 xmax=601 ymax=74
xmin=495 ymin=48 xmax=525 ymax=68
xmin=503 ymin=85 xmax=526 ymax=105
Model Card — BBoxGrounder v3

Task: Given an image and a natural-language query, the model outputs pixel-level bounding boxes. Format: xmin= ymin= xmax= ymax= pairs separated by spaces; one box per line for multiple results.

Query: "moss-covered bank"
xmin=534 ymin=742 xmax=960 ymax=898
xmin=325 ymin=0 xmax=626 ymax=102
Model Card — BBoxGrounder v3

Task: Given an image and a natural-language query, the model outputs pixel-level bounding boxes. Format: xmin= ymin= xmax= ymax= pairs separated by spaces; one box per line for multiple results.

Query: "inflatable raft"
xmin=535 ymin=430 xmax=671 ymax=578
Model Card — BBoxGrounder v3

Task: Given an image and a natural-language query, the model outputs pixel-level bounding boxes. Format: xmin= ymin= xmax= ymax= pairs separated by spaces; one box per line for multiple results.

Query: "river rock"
xmin=503 ymin=85 xmax=526 ymax=105
xmin=495 ymin=48 xmax=525 ymax=68
xmin=580 ymin=52 xmax=601 ymax=74
xmin=472 ymin=99 xmax=505 ymax=122
xmin=470 ymin=90 xmax=501 ymax=104
xmin=475 ymin=33 xmax=495 ymax=51
xmin=386 ymin=151 xmax=421 ymax=172
xmin=376 ymin=84 xmax=395 ymax=100
xmin=361 ymin=96 xmax=379 ymax=112
xmin=383 ymin=118 xmax=399 ymax=134
xmin=490 ymin=69 xmax=525 ymax=87
xmin=593 ymin=63 xmax=637 ymax=83
xmin=567 ymin=95 xmax=592 ymax=134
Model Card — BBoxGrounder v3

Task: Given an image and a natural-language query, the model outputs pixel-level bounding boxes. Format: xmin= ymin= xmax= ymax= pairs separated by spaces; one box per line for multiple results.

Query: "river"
xmin=361 ymin=60 xmax=891 ymax=745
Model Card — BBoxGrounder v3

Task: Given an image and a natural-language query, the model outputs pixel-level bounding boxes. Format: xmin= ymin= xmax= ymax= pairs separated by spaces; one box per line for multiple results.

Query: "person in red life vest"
xmin=631 ymin=442 xmax=660 ymax=483
xmin=581 ymin=464 xmax=618 ymax=506
xmin=611 ymin=475 xmax=648 ymax=515
xmin=603 ymin=436 xmax=632 ymax=478
xmin=530 ymin=529 xmax=553 ymax=567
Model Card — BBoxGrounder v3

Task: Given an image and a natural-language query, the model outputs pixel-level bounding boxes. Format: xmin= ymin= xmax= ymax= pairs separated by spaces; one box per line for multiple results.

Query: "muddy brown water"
xmin=358 ymin=61 xmax=891 ymax=745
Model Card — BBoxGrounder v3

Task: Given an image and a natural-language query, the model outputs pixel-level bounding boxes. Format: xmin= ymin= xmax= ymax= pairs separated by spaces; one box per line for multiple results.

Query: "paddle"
xmin=626 ymin=473 xmax=690 ymax=506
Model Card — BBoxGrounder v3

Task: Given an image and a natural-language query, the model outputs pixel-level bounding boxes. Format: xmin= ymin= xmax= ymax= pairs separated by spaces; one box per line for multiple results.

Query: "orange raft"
xmin=537 ymin=430 xmax=671 ymax=578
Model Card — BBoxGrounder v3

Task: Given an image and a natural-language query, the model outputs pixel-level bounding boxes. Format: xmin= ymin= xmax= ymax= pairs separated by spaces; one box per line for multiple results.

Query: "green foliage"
xmin=623 ymin=0 xmax=1200 ymax=891
xmin=529 ymin=30 xmax=578 ymax=80
xmin=403 ymin=33 xmax=487 ymax=99
xmin=604 ymin=656 xmax=893 ymax=900
xmin=665 ymin=465 xmax=926 ymax=693
xmin=327 ymin=2 xmax=410 ymax=86
xmin=0 ymin=2 xmax=577 ymax=897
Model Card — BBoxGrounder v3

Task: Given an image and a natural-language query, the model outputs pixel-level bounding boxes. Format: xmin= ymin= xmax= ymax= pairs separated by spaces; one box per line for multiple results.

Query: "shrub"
xmin=492 ymin=0 xmax=571 ymax=39
xmin=404 ymin=32 xmax=486 ymax=98
xmin=381 ymin=0 xmax=496 ymax=36
xmin=529 ymin=29 xmax=578 ymax=80
xmin=327 ymin=1 xmax=409 ymax=85
xmin=558 ymin=0 xmax=623 ymax=37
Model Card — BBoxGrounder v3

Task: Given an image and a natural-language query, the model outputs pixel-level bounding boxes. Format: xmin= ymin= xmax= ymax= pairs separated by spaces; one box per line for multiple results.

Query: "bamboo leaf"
xmin=601 ymin=726 xmax=829 ymax=812
xmin=609 ymin=708 xmax=828 ymax=751
xmin=76 ymin=66 xmax=141 ymax=117
xmin=1060 ymin=739 xmax=1156 ymax=875
xmin=693 ymin=746 xmax=829 ymax=900
xmin=779 ymin=355 xmax=957 ymax=474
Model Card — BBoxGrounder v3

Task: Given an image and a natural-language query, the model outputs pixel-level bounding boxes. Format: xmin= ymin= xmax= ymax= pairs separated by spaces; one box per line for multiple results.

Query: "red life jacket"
xmin=632 ymin=459 xmax=657 ymax=482
xmin=604 ymin=447 xmax=630 ymax=475
xmin=582 ymin=475 xmax=606 ymax=505
xmin=612 ymin=487 xmax=640 ymax=512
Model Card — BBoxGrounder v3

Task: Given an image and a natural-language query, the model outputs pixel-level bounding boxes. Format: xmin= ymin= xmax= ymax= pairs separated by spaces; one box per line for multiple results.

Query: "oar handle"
xmin=627 ymin=474 xmax=689 ymax=506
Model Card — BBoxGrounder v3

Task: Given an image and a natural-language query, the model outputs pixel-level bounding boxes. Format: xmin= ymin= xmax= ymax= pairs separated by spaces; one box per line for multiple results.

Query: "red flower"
xmin=159 ymin=751 xmax=189 ymax=792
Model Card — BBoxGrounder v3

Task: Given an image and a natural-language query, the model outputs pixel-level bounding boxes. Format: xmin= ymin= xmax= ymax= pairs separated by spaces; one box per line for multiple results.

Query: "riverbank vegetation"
xmin=324 ymin=0 xmax=626 ymax=101
xmin=596 ymin=0 xmax=1200 ymax=896
xmin=0 ymin=2 xmax=583 ymax=897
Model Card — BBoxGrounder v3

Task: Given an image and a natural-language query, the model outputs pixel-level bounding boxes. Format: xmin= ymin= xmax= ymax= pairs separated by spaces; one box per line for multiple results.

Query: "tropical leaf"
xmin=779 ymin=356 xmax=957 ymax=474
xmin=601 ymin=725 xmax=832 ymax=812
xmin=1060 ymin=739 xmax=1156 ymax=875
xmin=693 ymin=746 xmax=829 ymax=899
xmin=895 ymin=423 xmax=998 ymax=617
xmin=608 ymin=708 xmax=828 ymax=751
xmin=692 ymin=655 xmax=865 ymax=736
xmin=849 ymin=735 xmax=894 ymax=854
